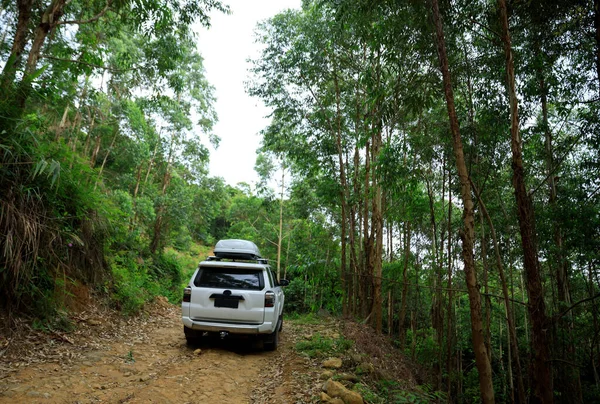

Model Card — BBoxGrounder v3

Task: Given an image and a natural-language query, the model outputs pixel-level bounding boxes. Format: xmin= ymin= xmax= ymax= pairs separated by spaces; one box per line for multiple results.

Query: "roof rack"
xmin=205 ymin=255 xmax=269 ymax=264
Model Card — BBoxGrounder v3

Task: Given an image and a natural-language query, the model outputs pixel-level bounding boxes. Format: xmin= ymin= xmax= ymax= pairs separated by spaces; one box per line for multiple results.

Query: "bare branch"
xmin=546 ymin=358 xmax=583 ymax=368
xmin=554 ymin=292 xmax=600 ymax=321
xmin=58 ymin=0 xmax=112 ymax=25
xmin=530 ymin=129 xmax=587 ymax=197
xmin=41 ymin=55 xmax=134 ymax=73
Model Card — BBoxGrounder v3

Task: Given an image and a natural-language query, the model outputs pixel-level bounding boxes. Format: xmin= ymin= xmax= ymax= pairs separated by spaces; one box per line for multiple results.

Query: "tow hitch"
xmin=219 ymin=331 xmax=229 ymax=340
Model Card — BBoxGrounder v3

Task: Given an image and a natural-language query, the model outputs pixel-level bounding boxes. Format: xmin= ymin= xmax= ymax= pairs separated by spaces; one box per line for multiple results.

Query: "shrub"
xmin=110 ymin=255 xmax=149 ymax=315
xmin=149 ymin=251 xmax=183 ymax=303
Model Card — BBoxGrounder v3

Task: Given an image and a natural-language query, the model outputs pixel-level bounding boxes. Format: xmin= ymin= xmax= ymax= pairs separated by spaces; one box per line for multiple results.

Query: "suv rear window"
xmin=194 ymin=267 xmax=265 ymax=290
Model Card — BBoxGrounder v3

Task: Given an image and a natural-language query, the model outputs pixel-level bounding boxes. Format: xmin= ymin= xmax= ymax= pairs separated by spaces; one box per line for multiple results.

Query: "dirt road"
xmin=0 ymin=301 xmax=320 ymax=403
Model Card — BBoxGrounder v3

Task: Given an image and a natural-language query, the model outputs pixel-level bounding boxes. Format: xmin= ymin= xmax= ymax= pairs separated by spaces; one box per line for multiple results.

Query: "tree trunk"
xmin=277 ymin=162 xmax=284 ymax=282
xmin=370 ymin=50 xmax=384 ymax=333
xmin=398 ymin=221 xmax=411 ymax=346
xmin=387 ymin=289 xmax=393 ymax=335
xmin=372 ymin=136 xmax=384 ymax=333
xmin=333 ymin=67 xmax=351 ymax=316
xmin=90 ymin=136 xmax=101 ymax=168
xmin=56 ymin=104 xmax=70 ymax=141
xmin=498 ymin=1 xmax=553 ymax=402
xmin=426 ymin=176 xmax=443 ymax=387
xmin=539 ymin=60 xmax=582 ymax=402
xmin=94 ymin=130 xmax=118 ymax=190
xmin=284 ymin=235 xmax=291 ymax=280
xmin=144 ymin=141 xmax=159 ymax=186
xmin=481 ymin=210 xmax=492 ymax=365
xmin=129 ymin=163 xmax=144 ymax=231
xmin=431 ymin=0 xmax=495 ymax=401
xmin=362 ymin=140 xmax=372 ymax=319
xmin=474 ymin=183 xmax=526 ymax=404
xmin=350 ymin=143 xmax=361 ymax=316
xmin=595 ymin=0 xmax=600 ymax=97
xmin=83 ymin=107 xmax=95 ymax=157
xmin=1 ymin=0 xmax=33 ymax=88
xmin=445 ymin=178 xmax=454 ymax=399
xmin=17 ymin=0 xmax=68 ymax=107
xmin=150 ymin=136 xmax=175 ymax=254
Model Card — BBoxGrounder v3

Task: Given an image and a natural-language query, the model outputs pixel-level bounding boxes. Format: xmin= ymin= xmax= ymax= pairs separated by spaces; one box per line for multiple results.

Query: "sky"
xmin=196 ymin=0 xmax=302 ymax=187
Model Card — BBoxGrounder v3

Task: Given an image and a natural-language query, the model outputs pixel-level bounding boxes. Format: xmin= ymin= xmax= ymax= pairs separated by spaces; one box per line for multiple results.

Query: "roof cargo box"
xmin=213 ymin=239 xmax=261 ymax=260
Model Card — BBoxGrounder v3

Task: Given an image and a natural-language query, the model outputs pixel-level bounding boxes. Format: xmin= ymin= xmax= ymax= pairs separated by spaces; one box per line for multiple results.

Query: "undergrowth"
xmin=287 ymin=312 xmax=322 ymax=324
xmin=355 ymin=381 xmax=446 ymax=404
xmin=295 ymin=332 xmax=353 ymax=358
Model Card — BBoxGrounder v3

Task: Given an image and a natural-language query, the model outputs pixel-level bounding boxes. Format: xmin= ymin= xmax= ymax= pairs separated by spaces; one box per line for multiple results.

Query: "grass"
xmin=287 ymin=312 xmax=322 ymax=325
xmin=295 ymin=332 xmax=353 ymax=358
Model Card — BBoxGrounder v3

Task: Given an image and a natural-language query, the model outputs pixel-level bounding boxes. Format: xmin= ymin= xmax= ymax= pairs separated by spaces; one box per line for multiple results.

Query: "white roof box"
xmin=213 ymin=239 xmax=261 ymax=260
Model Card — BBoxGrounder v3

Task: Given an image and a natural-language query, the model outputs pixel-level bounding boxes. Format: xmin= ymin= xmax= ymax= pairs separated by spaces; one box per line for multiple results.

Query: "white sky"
xmin=196 ymin=0 xmax=302 ymax=187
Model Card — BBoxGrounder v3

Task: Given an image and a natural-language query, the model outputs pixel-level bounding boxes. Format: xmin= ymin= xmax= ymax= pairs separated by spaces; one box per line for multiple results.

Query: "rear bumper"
xmin=182 ymin=316 xmax=274 ymax=334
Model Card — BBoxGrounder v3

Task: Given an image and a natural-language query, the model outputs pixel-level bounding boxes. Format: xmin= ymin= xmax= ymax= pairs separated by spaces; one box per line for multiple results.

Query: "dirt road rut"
xmin=0 ymin=301 xmax=317 ymax=403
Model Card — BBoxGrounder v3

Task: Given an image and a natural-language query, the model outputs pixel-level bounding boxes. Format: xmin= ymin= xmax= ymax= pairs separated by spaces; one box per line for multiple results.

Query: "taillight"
xmin=265 ymin=291 xmax=275 ymax=307
xmin=183 ymin=287 xmax=192 ymax=303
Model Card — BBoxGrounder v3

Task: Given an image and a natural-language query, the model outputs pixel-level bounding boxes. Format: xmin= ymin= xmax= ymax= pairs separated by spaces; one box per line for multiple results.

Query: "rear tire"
xmin=263 ymin=322 xmax=280 ymax=351
xmin=278 ymin=314 xmax=283 ymax=332
xmin=184 ymin=326 xmax=201 ymax=345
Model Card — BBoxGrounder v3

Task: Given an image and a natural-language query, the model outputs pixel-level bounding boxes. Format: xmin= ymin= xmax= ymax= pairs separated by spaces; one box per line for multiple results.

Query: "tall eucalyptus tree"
xmin=430 ymin=0 xmax=495 ymax=401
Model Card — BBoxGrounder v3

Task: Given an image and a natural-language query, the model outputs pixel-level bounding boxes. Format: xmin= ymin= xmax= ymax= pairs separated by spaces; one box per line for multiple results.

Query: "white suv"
xmin=181 ymin=240 xmax=289 ymax=351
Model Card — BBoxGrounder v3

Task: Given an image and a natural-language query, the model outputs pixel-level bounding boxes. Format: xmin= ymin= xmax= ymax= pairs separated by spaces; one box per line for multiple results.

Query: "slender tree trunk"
xmin=387 ymin=289 xmax=393 ymax=335
xmin=498 ymin=1 xmax=553 ymax=402
xmin=539 ymin=61 xmax=582 ymax=402
xmin=144 ymin=141 xmax=159 ymax=186
xmin=370 ymin=51 xmax=384 ymax=333
xmin=94 ymin=130 xmax=118 ymax=190
xmin=445 ymin=175 xmax=454 ymax=399
xmin=150 ymin=136 xmax=174 ymax=254
xmin=333 ymin=68 xmax=351 ymax=316
xmin=384 ymin=219 xmax=394 ymax=262
xmin=56 ymin=104 xmax=70 ymax=141
xmin=540 ymin=74 xmax=568 ymax=305
xmin=426 ymin=176 xmax=443 ymax=387
xmin=1 ymin=0 xmax=33 ymax=88
xmin=90 ymin=136 xmax=101 ymax=168
xmin=398 ymin=221 xmax=411 ymax=346
xmin=474 ymin=183 xmax=526 ymax=403
xmin=129 ymin=163 xmax=144 ymax=231
xmin=457 ymin=298 xmax=463 ymax=399
xmin=83 ymin=107 xmax=95 ymax=157
xmin=410 ymin=310 xmax=417 ymax=361
xmin=506 ymin=304 xmax=515 ymax=403
xmin=349 ymin=143 xmax=360 ymax=316
xmin=431 ymin=0 xmax=495 ymax=401
xmin=499 ymin=321 xmax=507 ymax=400
xmin=362 ymin=140 xmax=372 ymax=319
xmin=595 ymin=0 xmax=600 ymax=97
xmin=277 ymin=162 xmax=284 ymax=282
xmin=284 ymin=235 xmax=291 ymax=280
xmin=481 ymin=210 xmax=492 ymax=365
xmin=588 ymin=264 xmax=600 ymax=381
xmin=372 ymin=136 xmax=383 ymax=333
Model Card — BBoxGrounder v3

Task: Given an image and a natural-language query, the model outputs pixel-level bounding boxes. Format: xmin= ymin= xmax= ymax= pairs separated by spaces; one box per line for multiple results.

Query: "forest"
xmin=0 ymin=0 xmax=599 ymax=403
